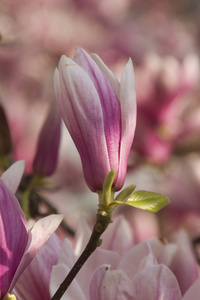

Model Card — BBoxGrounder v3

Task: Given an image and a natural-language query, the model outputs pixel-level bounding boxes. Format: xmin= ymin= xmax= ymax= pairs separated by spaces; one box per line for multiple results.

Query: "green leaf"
xmin=115 ymin=184 xmax=136 ymax=202
xmin=112 ymin=190 xmax=170 ymax=212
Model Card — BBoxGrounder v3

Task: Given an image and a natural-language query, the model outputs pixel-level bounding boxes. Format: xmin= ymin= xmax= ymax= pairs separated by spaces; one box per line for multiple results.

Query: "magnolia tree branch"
xmin=51 ymin=209 xmax=112 ymax=300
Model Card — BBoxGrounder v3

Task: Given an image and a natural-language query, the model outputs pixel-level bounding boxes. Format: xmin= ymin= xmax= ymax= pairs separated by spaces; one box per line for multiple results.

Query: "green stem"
xmin=21 ymin=188 xmax=30 ymax=219
xmin=51 ymin=207 xmax=113 ymax=300
xmin=21 ymin=174 xmax=42 ymax=219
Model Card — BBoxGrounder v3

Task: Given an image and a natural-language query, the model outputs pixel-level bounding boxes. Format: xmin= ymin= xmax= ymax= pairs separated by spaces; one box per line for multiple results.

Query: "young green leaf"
xmin=115 ymin=184 xmax=136 ymax=202
xmin=111 ymin=190 xmax=170 ymax=212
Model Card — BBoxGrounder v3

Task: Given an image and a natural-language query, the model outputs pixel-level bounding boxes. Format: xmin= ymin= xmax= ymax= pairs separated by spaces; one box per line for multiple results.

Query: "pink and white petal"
xmin=170 ymin=230 xmax=199 ymax=295
xmin=90 ymin=53 xmax=120 ymax=98
xmin=1 ymin=160 xmax=25 ymax=195
xmin=9 ymin=214 xmax=63 ymax=292
xmin=74 ymin=216 xmax=92 ymax=256
xmin=183 ymin=277 xmax=200 ymax=300
xmin=55 ymin=56 xmax=111 ymax=191
xmin=148 ymin=238 xmax=178 ymax=267
xmin=13 ymin=234 xmax=61 ymax=300
xmin=0 ymin=180 xmax=28 ymax=299
xmin=89 ymin=265 xmax=133 ymax=300
xmin=50 ymin=264 xmax=86 ymax=300
xmin=73 ymin=48 xmax=121 ymax=180
xmin=116 ymin=59 xmax=136 ymax=189
xmin=139 ymin=252 xmax=157 ymax=271
xmin=118 ymin=240 xmax=153 ymax=278
xmin=0 ymin=175 xmax=27 ymax=229
xmin=77 ymin=248 xmax=121 ymax=299
xmin=101 ymin=215 xmax=134 ymax=256
xmin=57 ymin=238 xmax=76 ymax=268
xmin=132 ymin=264 xmax=182 ymax=300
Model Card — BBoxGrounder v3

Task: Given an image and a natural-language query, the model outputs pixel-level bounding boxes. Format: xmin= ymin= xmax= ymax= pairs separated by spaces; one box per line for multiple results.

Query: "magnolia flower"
xmin=0 ymin=161 xmax=63 ymax=299
xmin=33 ymin=101 xmax=62 ymax=176
xmin=13 ymin=234 xmax=62 ymax=300
xmin=50 ymin=216 xmax=199 ymax=300
xmin=54 ymin=47 xmax=136 ymax=192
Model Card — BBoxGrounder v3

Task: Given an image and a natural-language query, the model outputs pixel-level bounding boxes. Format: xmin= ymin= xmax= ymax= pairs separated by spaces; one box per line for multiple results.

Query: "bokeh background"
xmin=1 ymin=0 xmax=200 ymax=245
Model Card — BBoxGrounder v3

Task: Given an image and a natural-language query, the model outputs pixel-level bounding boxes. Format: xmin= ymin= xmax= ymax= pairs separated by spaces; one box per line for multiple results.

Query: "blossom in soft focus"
xmin=54 ymin=47 xmax=136 ymax=192
xmin=13 ymin=234 xmax=62 ymax=300
xmin=133 ymin=53 xmax=199 ymax=164
xmin=33 ymin=101 xmax=62 ymax=176
xmin=50 ymin=216 xmax=200 ymax=299
xmin=0 ymin=161 xmax=63 ymax=299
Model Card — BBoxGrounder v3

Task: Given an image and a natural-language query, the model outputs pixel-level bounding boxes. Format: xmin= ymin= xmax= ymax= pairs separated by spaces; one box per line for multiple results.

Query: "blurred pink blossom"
xmin=133 ymin=53 xmax=199 ymax=164
xmin=13 ymin=234 xmax=62 ymax=300
xmin=33 ymin=101 xmax=62 ymax=177
xmin=50 ymin=216 xmax=199 ymax=299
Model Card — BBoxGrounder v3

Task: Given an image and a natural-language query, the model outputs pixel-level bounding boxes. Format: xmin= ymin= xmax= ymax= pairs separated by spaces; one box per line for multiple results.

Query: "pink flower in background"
xmin=132 ymin=53 xmax=199 ymax=164
xmin=0 ymin=161 xmax=63 ymax=299
xmin=54 ymin=47 xmax=136 ymax=192
xmin=50 ymin=216 xmax=199 ymax=299
xmin=33 ymin=101 xmax=62 ymax=177
xmin=13 ymin=234 xmax=62 ymax=300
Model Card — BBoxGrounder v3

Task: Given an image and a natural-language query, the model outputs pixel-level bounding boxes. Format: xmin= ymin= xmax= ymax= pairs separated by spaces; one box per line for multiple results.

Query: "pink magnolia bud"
xmin=33 ymin=101 xmax=61 ymax=176
xmin=54 ymin=47 xmax=136 ymax=192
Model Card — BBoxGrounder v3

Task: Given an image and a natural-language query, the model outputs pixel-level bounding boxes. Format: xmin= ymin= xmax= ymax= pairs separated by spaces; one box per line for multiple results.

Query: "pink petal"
xmin=13 ymin=234 xmax=61 ymax=300
xmin=74 ymin=216 xmax=92 ymax=256
xmin=183 ymin=277 xmax=200 ymax=300
xmin=54 ymin=57 xmax=111 ymax=191
xmin=169 ymin=230 xmax=199 ymax=295
xmin=101 ymin=215 xmax=134 ymax=256
xmin=148 ymin=238 xmax=178 ymax=267
xmin=33 ymin=101 xmax=62 ymax=176
xmin=1 ymin=160 xmax=25 ymax=195
xmin=73 ymin=48 xmax=121 ymax=182
xmin=116 ymin=58 xmax=137 ymax=189
xmin=132 ymin=265 xmax=182 ymax=300
xmin=9 ymin=214 xmax=63 ymax=292
xmin=57 ymin=238 xmax=76 ymax=268
xmin=118 ymin=240 xmax=154 ymax=279
xmin=50 ymin=264 xmax=86 ymax=300
xmin=0 ymin=180 xmax=28 ymax=299
xmin=76 ymin=248 xmax=120 ymax=299
xmin=89 ymin=264 xmax=133 ymax=300
xmin=90 ymin=53 xmax=120 ymax=98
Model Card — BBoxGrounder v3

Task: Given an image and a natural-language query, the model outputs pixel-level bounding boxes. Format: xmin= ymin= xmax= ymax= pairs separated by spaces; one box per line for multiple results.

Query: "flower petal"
xmin=118 ymin=240 xmax=154 ymax=279
xmin=116 ymin=58 xmax=136 ymax=189
xmin=54 ymin=56 xmax=111 ymax=191
xmin=50 ymin=264 xmax=86 ymax=300
xmin=90 ymin=53 xmax=120 ymax=98
xmin=9 ymin=214 xmax=63 ymax=292
xmin=169 ymin=230 xmax=199 ymax=295
xmin=73 ymin=48 xmax=121 ymax=180
xmin=77 ymin=248 xmax=120 ymax=299
xmin=183 ymin=277 xmax=200 ymax=300
xmin=33 ymin=101 xmax=62 ymax=176
xmin=13 ymin=234 xmax=61 ymax=300
xmin=89 ymin=265 xmax=133 ymax=300
xmin=101 ymin=215 xmax=134 ymax=256
xmin=0 ymin=180 xmax=28 ymax=299
xmin=1 ymin=160 xmax=25 ymax=195
xmin=57 ymin=238 xmax=76 ymax=268
xmin=132 ymin=264 xmax=182 ymax=300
